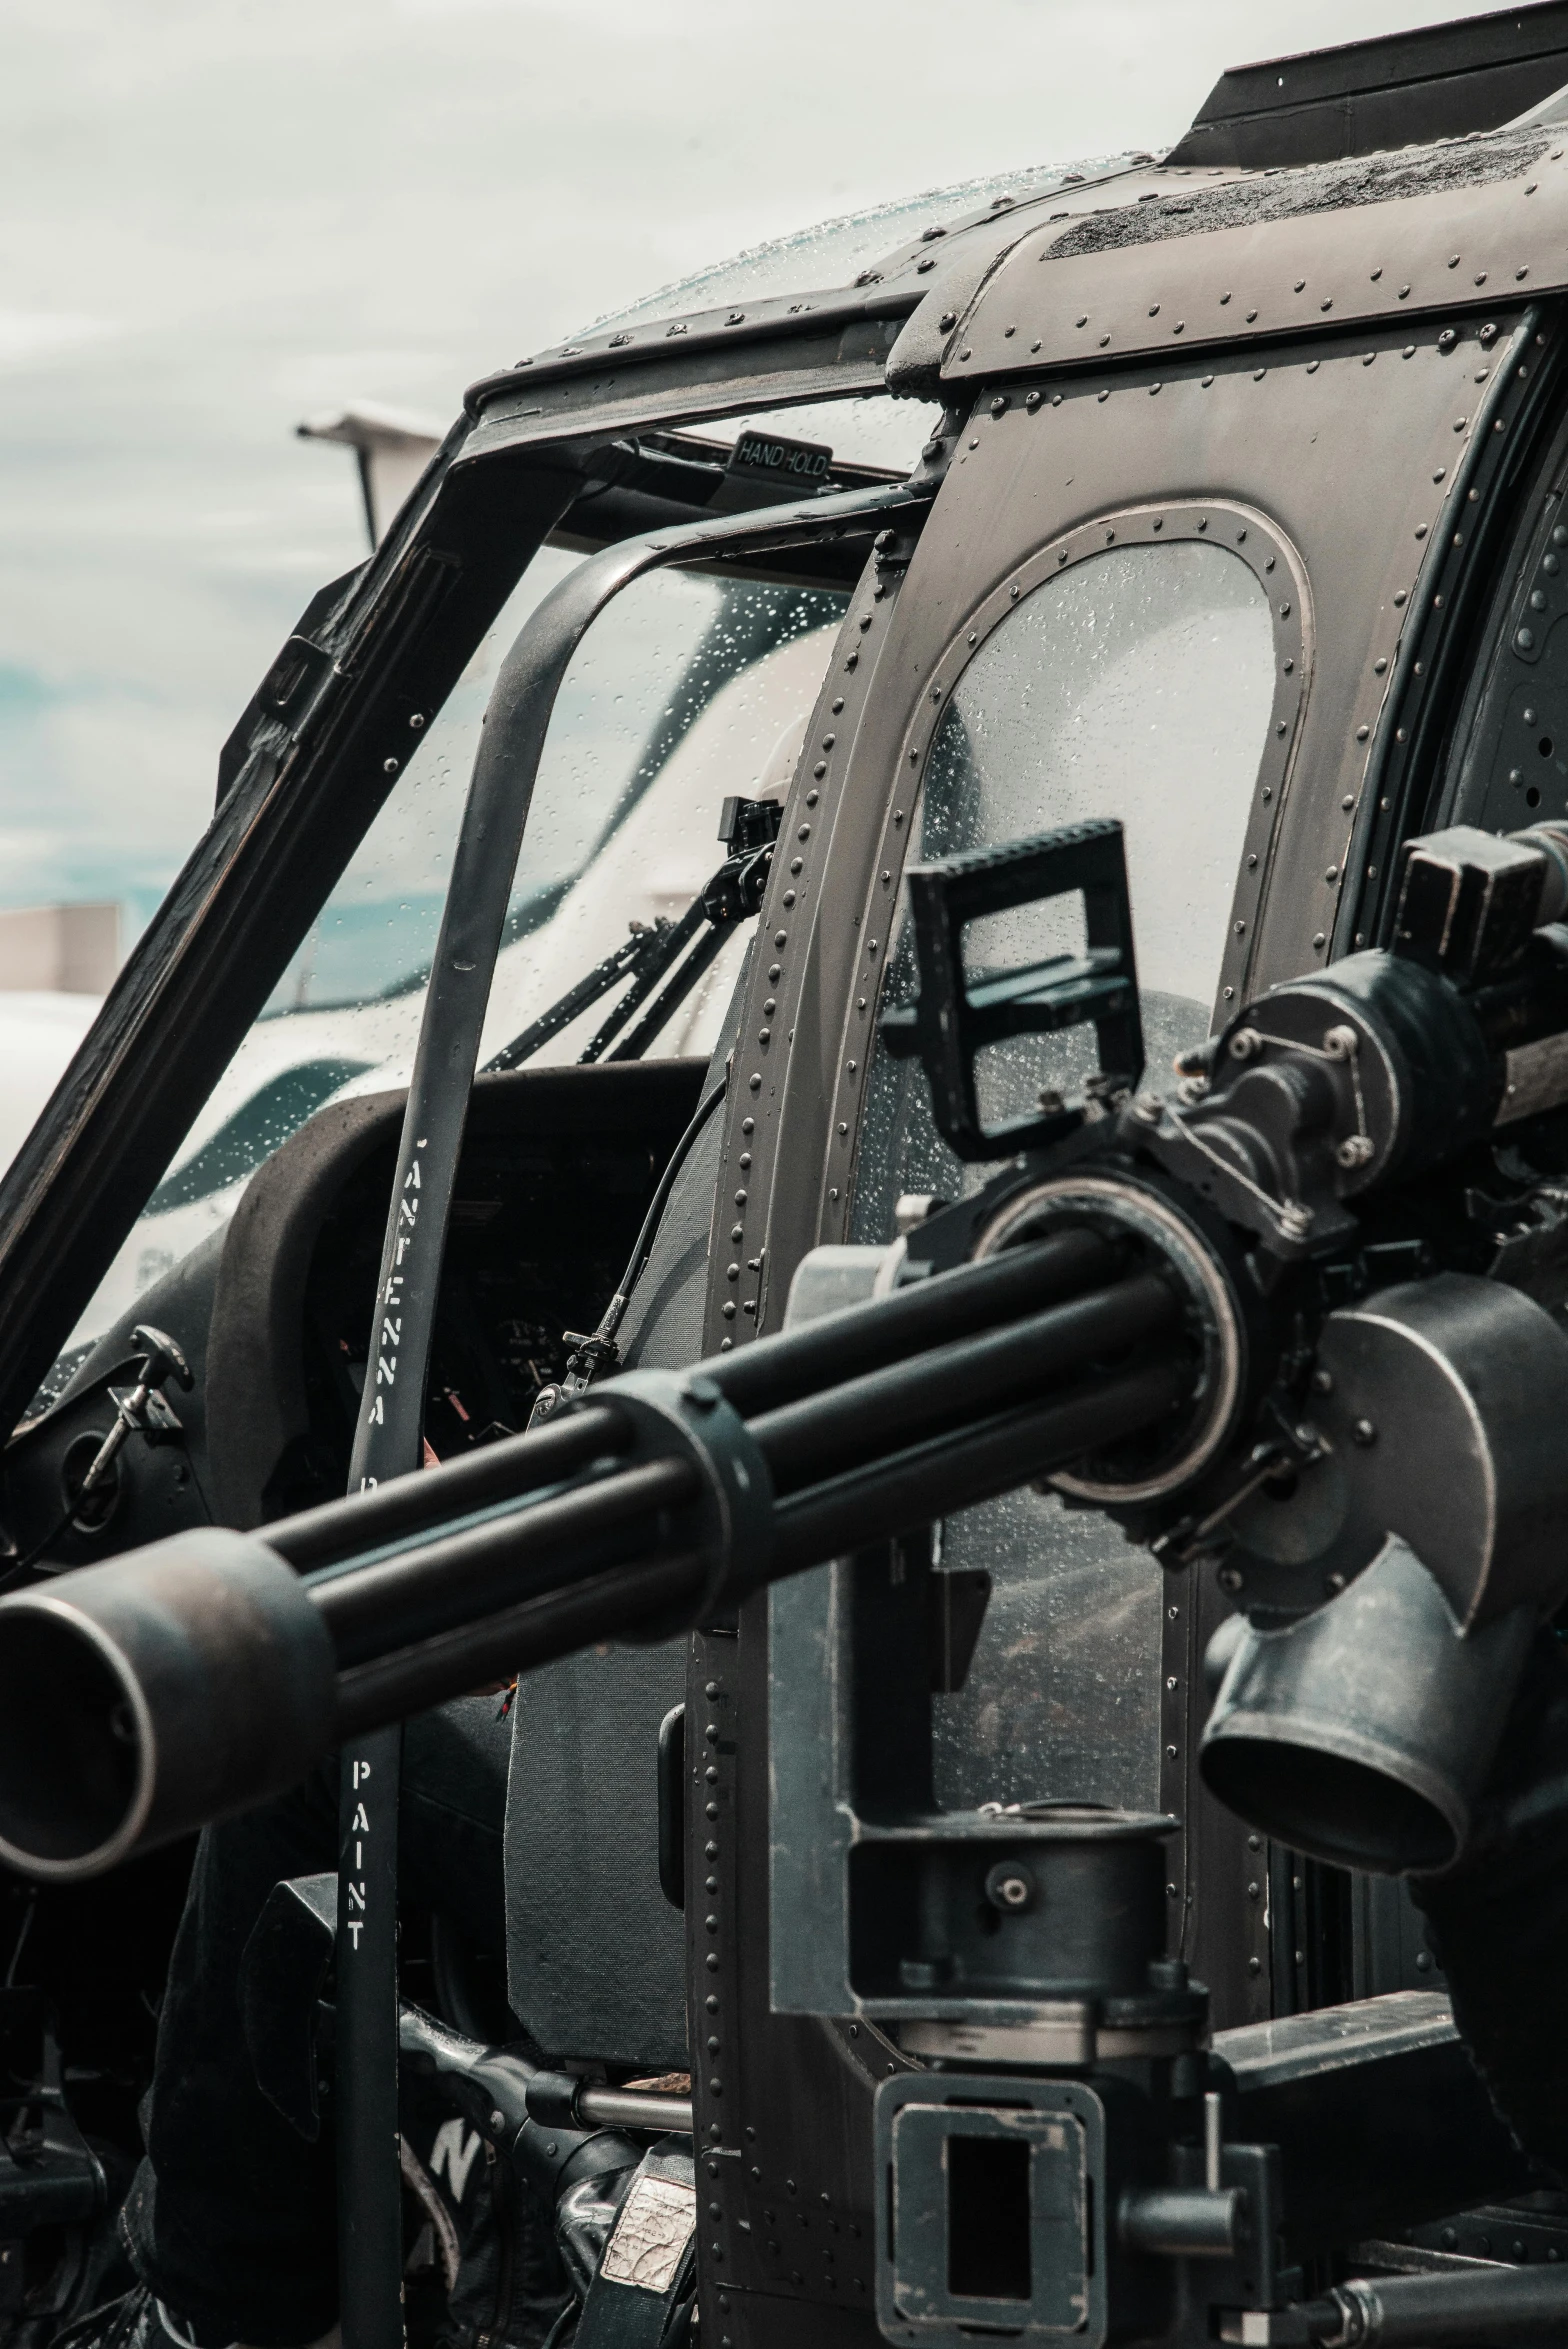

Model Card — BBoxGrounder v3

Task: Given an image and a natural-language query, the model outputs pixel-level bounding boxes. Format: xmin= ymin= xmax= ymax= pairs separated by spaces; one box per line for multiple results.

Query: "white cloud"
xmin=0 ymin=311 xmax=114 ymax=367
xmin=0 ymin=0 xmax=1509 ymax=921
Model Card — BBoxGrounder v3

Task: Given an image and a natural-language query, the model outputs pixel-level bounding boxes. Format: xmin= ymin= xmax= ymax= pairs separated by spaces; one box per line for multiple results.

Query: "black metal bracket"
xmin=880 ymin=820 xmax=1144 ymax=1161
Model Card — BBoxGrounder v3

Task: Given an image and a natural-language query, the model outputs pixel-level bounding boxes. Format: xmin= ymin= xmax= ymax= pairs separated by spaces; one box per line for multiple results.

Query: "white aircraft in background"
xmin=11 ymin=296 xmax=921 ymax=1377
xmin=0 ymin=412 xmax=442 ymax=1189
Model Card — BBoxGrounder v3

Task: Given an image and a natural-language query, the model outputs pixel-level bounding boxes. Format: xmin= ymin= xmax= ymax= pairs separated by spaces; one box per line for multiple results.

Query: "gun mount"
xmin=12 ymin=814 xmax=1568 ymax=2342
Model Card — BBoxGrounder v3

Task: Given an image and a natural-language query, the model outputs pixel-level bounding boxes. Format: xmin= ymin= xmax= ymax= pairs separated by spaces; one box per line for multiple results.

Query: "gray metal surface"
xmin=941 ymin=127 xmax=1560 ymax=379
xmin=1215 ymin=1986 xmax=1457 ymax=2089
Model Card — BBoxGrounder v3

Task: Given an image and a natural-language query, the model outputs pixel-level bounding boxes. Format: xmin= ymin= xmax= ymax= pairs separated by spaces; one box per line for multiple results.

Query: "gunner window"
xmin=853 ymin=531 xmax=1282 ymax=1812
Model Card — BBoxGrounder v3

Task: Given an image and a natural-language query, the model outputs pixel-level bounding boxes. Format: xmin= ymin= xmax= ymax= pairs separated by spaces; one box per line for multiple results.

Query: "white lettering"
xmin=405 ymin=1161 xmax=422 ymax=1191
xmin=352 ymin=1802 xmax=370 ymax=1831
xmin=382 ymin=1317 xmax=401 ymax=1348
xmin=377 ymin=1356 xmax=396 ymax=1386
xmin=429 ymin=2119 xmax=483 ymax=2205
xmin=348 ymin=1882 xmax=367 ymax=1911
xmin=353 ymin=1761 xmax=372 ymax=1787
xmin=347 ymin=1921 xmax=363 ymax=1950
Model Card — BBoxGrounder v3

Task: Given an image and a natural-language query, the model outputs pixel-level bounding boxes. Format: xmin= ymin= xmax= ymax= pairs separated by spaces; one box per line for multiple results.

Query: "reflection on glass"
xmin=584 ymin=157 xmax=1134 ymax=334
xmin=851 ymin=536 xmax=1280 ymax=1814
xmin=56 ymin=553 xmax=843 ymax=1366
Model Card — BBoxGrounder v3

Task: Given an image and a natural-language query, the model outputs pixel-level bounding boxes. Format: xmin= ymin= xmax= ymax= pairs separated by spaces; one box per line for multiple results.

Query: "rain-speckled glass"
xmin=584 ymin=157 xmax=1138 ymax=334
xmin=851 ymin=538 xmax=1279 ymax=1813
xmin=45 ymin=550 xmax=844 ymax=1383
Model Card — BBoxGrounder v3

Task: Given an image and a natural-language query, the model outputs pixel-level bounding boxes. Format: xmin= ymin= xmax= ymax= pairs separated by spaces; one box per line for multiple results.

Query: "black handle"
xmin=880 ymin=819 xmax=1144 ymax=1159
xmin=657 ymin=1703 xmax=686 ymax=1911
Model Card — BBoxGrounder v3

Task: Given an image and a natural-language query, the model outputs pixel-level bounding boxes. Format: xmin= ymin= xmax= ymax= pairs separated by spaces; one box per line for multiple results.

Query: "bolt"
xmin=1323 ymin=1025 xmax=1359 ymax=1060
xmin=985 ymin=1863 xmax=1036 ymax=1912
xmin=1228 ymin=1027 xmax=1263 ymax=1061
xmin=1336 ymin=1134 xmax=1375 ymax=1169
xmin=1352 ymin=1418 xmax=1377 ymax=1446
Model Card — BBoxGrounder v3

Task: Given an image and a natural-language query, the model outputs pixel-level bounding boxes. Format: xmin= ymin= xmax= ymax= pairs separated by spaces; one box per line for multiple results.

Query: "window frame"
xmin=828 ymin=497 xmax=1309 ymax=1246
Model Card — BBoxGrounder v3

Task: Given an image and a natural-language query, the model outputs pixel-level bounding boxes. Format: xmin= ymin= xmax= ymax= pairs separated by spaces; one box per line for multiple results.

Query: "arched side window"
xmin=847 ymin=501 xmax=1309 ymax=1818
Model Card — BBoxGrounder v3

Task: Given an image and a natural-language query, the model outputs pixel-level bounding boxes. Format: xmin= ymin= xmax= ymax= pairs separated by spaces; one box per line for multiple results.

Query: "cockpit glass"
xmin=583 ymin=156 xmax=1138 ymax=334
xmin=851 ymin=536 xmax=1281 ymax=1817
xmin=38 ymin=543 xmax=845 ymax=1396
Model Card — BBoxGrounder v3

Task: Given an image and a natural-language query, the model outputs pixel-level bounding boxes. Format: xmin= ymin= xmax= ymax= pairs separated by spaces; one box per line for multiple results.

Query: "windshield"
xmin=37 ymin=545 xmax=846 ymax=1400
xmin=584 ymin=154 xmax=1140 ymax=333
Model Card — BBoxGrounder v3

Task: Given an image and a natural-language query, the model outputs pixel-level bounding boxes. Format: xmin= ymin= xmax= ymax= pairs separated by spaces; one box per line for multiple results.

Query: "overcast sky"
xmin=0 ymin=0 xmax=1501 ymax=931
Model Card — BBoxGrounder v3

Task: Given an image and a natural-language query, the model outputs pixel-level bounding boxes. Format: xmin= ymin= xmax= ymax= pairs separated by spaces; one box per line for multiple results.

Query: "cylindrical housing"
xmin=1201 ymin=1536 xmax=1535 ymax=1876
xmin=846 ymin=1807 xmax=1173 ymax=2001
xmin=1117 ymin=2186 xmax=1245 ymax=2258
xmin=0 ymin=1529 xmax=336 ymax=1877
xmin=1324 ymin=2262 xmax=1568 ymax=2345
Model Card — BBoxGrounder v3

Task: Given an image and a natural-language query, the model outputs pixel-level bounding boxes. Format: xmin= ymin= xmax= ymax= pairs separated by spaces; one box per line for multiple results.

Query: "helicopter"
xmin=11 ymin=4 xmax=1568 ymax=2346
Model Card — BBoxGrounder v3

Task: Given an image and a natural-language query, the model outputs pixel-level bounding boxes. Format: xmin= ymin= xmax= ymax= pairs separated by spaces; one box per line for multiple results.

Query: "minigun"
xmin=11 ymin=817 xmax=1568 ymax=1888
xmin=15 ymin=814 xmax=1568 ymax=2344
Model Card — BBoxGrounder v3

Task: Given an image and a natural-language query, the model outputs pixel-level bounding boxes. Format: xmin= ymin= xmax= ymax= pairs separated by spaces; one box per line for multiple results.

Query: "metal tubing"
xmin=581 ymin=905 xmax=706 ymax=1063
xmin=577 ymin=2086 xmax=694 ymax=2135
xmin=269 ymin=1405 xmax=625 ymax=1572
xmin=311 ymin=1455 xmax=699 ymax=1665
xmin=1317 ymin=2264 xmax=1568 ymax=2344
xmin=332 ymin=1549 xmax=707 ymax=1737
xmin=767 ymin=1358 xmax=1188 ymax=1578
xmin=705 ymin=1228 xmax=1120 ymax=1419
xmin=749 ymin=1270 xmax=1178 ymax=1491
xmin=606 ymin=920 xmax=729 ymax=1062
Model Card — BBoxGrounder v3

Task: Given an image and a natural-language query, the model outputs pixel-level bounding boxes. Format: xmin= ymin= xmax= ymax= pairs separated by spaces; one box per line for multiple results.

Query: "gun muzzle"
xmin=0 ymin=1531 xmax=335 ymax=1878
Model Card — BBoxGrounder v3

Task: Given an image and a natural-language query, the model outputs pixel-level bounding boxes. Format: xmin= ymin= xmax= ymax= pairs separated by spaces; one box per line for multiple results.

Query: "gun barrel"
xmin=0 ymin=1233 xmax=1189 ymax=1879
